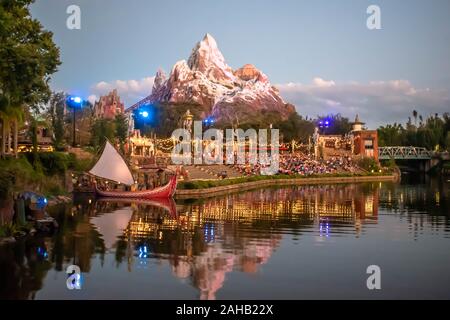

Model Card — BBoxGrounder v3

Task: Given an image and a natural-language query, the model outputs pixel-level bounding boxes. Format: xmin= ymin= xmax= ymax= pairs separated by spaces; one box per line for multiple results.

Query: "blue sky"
xmin=30 ymin=0 xmax=450 ymax=127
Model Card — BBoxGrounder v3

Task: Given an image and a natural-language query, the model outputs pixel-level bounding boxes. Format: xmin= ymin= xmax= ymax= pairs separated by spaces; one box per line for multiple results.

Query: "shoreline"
xmin=175 ymin=174 xmax=397 ymax=199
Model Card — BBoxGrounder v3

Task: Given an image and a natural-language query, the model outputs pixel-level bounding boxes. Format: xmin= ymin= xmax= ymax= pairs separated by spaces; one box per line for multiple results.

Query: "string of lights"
xmin=130 ymin=131 xmax=315 ymax=154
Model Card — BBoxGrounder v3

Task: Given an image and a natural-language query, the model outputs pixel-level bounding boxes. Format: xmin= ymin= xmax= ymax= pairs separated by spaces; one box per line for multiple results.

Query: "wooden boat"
xmin=95 ymin=175 xmax=177 ymax=199
xmin=89 ymin=140 xmax=177 ymax=199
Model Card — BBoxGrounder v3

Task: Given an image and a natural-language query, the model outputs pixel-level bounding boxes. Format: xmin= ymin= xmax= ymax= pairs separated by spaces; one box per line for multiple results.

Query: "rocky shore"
xmin=0 ymin=193 xmax=72 ymax=245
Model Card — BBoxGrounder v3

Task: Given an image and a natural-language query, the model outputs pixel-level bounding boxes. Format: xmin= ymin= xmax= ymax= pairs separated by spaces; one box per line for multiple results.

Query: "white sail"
xmin=89 ymin=140 xmax=135 ymax=185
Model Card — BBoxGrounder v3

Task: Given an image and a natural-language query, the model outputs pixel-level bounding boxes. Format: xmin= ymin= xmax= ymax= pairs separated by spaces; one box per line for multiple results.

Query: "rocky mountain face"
xmin=148 ymin=34 xmax=295 ymax=125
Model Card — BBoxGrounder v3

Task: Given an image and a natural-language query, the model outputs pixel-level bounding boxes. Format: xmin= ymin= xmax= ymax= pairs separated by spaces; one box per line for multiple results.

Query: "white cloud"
xmin=90 ymin=77 xmax=155 ymax=107
xmin=87 ymin=94 xmax=97 ymax=106
xmin=277 ymin=78 xmax=450 ymax=128
xmin=312 ymin=77 xmax=335 ymax=88
xmin=88 ymin=75 xmax=450 ymax=128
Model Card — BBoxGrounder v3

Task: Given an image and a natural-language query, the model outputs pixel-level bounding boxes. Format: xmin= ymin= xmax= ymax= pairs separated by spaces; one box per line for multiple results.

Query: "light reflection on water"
xmin=0 ymin=178 xmax=449 ymax=300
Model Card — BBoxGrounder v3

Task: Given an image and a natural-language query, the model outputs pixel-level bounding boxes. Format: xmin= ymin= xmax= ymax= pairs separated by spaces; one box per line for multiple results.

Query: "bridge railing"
xmin=378 ymin=146 xmax=432 ymax=160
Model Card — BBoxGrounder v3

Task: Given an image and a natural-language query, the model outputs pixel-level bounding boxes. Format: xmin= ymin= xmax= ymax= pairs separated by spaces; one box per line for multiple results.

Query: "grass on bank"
xmin=178 ymin=156 xmax=392 ymax=190
xmin=0 ymin=152 xmax=93 ymax=199
xmin=177 ymin=171 xmax=391 ymax=190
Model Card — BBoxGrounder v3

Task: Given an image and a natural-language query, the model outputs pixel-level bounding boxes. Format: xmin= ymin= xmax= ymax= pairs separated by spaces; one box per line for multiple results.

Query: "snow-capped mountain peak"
xmin=148 ymin=34 xmax=295 ymax=124
xmin=187 ymin=33 xmax=235 ymax=85
xmin=152 ymin=68 xmax=166 ymax=91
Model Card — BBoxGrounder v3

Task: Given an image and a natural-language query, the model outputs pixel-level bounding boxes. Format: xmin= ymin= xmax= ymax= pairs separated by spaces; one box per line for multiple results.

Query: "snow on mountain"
xmin=187 ymin=33 xmax=236 ymax=87
xmin=148 ymin=34 xmax=295 ymax=124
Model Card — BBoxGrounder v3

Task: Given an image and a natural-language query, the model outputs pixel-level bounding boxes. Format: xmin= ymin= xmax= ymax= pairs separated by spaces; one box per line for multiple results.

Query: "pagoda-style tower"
xmin=350 ymin=115 xmax=379 ymax=161
xmin=182 ymin=109 xmax=194 ymax=134
xmin=351 ymin=114 xmax=365 ymax=132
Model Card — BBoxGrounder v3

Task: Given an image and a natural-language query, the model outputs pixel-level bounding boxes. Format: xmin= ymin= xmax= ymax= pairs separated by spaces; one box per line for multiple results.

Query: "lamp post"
xmin=67 ymin=96 xmax=83 ymax=147
xmin=133 ymin=106 xmax=152 ymax=136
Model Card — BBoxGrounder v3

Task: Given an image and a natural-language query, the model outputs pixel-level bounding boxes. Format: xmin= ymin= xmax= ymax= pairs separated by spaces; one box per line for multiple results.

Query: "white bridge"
xmin=378 ymin=146 xmax=433 ymax=160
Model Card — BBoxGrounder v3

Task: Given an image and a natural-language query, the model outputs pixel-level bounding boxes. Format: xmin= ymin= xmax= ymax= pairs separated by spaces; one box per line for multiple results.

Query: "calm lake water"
xmin=1 ymin=176 xmax=449 ymax=300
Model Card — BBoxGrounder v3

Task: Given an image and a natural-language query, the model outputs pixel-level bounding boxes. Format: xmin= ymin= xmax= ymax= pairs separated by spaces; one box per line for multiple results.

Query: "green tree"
xmin=425 ymin=114 xmax=444 ymax=150
xmin=377 ymin=111 xmax=450 ymax=151
xmin=90 ymin=119 xmax=115 ymax=150
xmin=276 ymin=112 xmax=315 ymax=142
xmin=114 ymin=113 xmax=128 ymax=153
xmin=151 ymin=103 xmax=204 ymax=137
xmin=443 ymin=113 xmax=450 ymax=150
xmin=47 ymin=92 xmax=67 ymax=150
xmin=413 ymin=110 xmax=418 ymax=126
xmin=0 ymin=0 xmax=61 ymax=157
xmin=316 ymin=114 xmax=352 ymax=135
xmin=28 ymin=115 xmax=44 ymax=172
xmin=356 ymin=157 xmax=380 ymax=172
xmin=445 ymin=132 xmax=450 ymax=151
xmin=378 ymin=123 xmax=404 ymax=146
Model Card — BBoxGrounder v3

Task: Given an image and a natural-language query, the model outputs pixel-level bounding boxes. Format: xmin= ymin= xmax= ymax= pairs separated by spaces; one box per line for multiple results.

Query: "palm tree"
xmin=47 ymin=92 xmax=67 ymax=149
xmin=0 ymin=105 xmax=24 ymax=158
xmin=413 ymin=110 xmax=418 ymax=126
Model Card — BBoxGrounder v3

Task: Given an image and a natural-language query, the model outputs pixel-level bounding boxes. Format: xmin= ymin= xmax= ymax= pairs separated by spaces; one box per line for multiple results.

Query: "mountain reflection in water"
xmin=0 ymin=179 xmax=449 ymax=300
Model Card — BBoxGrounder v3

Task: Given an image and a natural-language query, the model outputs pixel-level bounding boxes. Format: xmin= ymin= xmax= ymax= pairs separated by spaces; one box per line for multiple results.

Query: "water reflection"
xmin=0 ymin=178 xmax=449 ymax=299
xmin=0 ymin=237 xmax=52 ymax=299
xmin=107 ymin=184 xmax=379 ymax=299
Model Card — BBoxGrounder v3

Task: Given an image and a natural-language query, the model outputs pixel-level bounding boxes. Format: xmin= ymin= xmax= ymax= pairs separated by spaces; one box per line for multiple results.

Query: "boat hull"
xmin=95 ymin=175 xmax=177 ymax=199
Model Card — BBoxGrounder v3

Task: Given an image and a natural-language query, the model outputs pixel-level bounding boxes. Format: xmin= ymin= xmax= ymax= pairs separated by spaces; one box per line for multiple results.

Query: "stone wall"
xmin=175 ymin=175 xmax=396 ymax=199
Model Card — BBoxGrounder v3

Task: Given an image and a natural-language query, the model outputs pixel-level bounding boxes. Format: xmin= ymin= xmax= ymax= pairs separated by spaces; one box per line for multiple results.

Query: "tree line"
xmin=0 ymin=0 xmax=60 ymax=158
xmin=132 ymin=102 xmax=354 ymax=144
xmin=378 ymin=111 xmax=450 ymax=151
xmin=2 ymin=1 xmax=449 ymax=162
xmin=46 ymin=92 xmax=128 ymax=152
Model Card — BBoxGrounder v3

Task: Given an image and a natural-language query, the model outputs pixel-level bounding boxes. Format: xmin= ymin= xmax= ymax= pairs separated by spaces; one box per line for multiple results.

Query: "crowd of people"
xmin=231 ymin=153 xmax=359 ymax=176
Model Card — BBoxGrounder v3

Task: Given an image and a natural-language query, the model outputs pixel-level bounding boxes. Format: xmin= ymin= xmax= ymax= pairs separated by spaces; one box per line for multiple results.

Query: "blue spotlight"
xmin=66 ymin=95 xmax=84 ymax=108
xmin=141 ymin=111 xmax=149 ymax=118
xmin=318 ymin=118 xmax=331 ymax=129
xmin=203 ymin=117 xmax=215 ymax=125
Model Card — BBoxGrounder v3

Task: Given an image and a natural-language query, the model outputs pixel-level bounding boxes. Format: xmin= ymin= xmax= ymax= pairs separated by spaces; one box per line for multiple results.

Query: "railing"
xmin=378 ymin=146 xmax=432 ymax=160
xmin=125 ymin=95 xmax=152 ymax=113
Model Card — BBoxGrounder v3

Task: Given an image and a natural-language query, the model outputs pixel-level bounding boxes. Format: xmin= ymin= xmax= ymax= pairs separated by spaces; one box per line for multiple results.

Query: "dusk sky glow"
xmin=31 ymin=0 xmax=450 ymax=127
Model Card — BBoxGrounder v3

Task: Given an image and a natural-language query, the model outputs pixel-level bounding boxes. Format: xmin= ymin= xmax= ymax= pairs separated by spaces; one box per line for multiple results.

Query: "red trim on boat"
xmin=95 ymin=175 xmax=177 ymax=199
